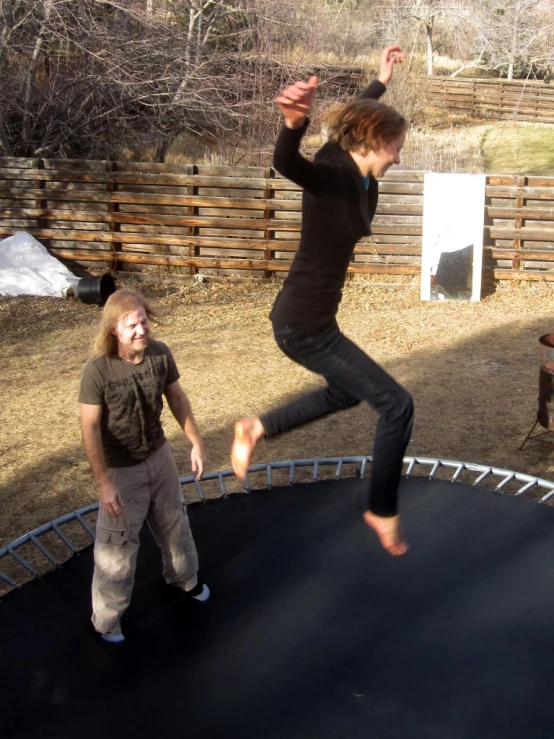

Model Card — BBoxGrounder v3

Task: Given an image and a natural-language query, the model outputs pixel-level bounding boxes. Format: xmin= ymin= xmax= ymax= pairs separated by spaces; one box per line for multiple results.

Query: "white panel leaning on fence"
xmin=421 ymin=174 xmax=486 ymax=302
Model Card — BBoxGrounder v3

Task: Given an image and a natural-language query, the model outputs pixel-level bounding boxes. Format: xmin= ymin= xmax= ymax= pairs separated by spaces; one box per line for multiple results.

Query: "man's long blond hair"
xmin=93 ymin=289 xmax=158 ymax=357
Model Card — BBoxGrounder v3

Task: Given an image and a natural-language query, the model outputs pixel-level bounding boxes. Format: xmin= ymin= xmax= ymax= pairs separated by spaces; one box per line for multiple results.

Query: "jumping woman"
xmin=232 ymin=46 xmax=413 ymax=556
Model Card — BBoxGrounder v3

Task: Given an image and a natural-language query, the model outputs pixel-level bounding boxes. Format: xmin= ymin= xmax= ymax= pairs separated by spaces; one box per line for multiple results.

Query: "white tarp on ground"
xmin=0 ymin=232 xmax=80 ymax=297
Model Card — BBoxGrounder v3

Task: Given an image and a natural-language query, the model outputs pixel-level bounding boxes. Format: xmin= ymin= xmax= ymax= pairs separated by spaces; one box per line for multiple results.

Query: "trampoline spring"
xmin=289 ymin=462 xmax=295 ymax=486
xmin=473 ymin=468 xmax=492 ymax=487
xmin=0 ymin=568 xmax=17 ymax=587
xmin=495 ymin=473 xmax=515 ymax=491
xmin=52 ymin=524 xmax=78 ymax=554
xmin=451 ymin=464 xmax=466 ymax=482
xmin=29 ymin=535 xmax=59 ymax=567
xmin=313 ymin=460 xmax=319 ymax=482
xmin=217 ymin=472 xmax=229 ymax=498
xmin=336 ymin=459 xmax=344 ymax=479
xmin=75 ymin=514 xmax=95 ymax=539
xmin=429 ymin=460 xmax=441 ymax=479
xmin=193 ymin=478 xmax=205 ymax=501
xmin=515 ymin=479 xmax=538 ymax=497
xmin=8 ymin=549 xmax=38 ymax=576
xmin=538 ymin=487 xmax=554 ymax=502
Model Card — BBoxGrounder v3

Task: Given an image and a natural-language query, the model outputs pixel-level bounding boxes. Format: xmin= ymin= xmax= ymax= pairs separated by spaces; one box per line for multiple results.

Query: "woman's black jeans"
xmin=260 ymin=323 xmax=414 ymax=517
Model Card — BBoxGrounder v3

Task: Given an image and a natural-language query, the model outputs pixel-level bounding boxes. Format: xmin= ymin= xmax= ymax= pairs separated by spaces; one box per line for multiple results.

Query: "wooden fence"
xmin=1 ymin=158 xmax=554 ymax=283
xmin=424 ymin=76 xmax=554 ymax=124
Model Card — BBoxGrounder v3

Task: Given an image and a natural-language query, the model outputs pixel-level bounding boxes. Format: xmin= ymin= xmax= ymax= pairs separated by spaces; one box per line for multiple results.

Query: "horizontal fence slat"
xmin=111 ymin=193 xmax=301 ymax=210
xmin=493 ymin=268 xmax=554 ymax=282
xmin=488 ymin=248 xmax=554 ymax=262
xmin=487 ymin=206 xmax=554 ymax=220
xmin=487 ymin=227 xmax=554 ymax=242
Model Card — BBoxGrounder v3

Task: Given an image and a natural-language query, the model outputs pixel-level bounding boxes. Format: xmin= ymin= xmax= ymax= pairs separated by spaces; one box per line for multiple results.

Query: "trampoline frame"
xmin=2 ymin=455 xmax=554 ymax=590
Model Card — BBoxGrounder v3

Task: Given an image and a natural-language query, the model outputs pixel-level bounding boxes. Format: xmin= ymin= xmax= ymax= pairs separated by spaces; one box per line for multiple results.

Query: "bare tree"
xmin=5 ymin=0 xmax=504 ymax=162
xmin=373 ymin=0 xmax=482 ymax=76
xmin=0 ymin=0 xmax=305 ymax=160
xmin=477 ymin=0 xmax=554 ymax=80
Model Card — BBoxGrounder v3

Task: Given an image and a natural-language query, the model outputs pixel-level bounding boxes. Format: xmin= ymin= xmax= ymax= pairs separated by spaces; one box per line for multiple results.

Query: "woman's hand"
xmin=378 ymin=45 xmax=405 ymax=86
xmin=275 ymin=76 xmax=319 ymax=129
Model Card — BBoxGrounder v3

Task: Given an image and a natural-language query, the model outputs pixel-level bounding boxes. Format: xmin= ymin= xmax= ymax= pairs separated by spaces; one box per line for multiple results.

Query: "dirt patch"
xmin=1 ymin=277 xmax=554 ymax=548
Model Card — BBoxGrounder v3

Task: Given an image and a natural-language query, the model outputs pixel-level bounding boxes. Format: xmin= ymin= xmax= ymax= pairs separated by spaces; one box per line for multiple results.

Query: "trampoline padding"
xmin=2 ymin=476 xmax=554 ymax=739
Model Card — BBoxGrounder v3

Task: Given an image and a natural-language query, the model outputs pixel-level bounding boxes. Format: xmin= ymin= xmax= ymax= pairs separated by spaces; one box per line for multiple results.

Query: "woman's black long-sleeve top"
xmin=269 ymin=80 xmax=386 ymax=333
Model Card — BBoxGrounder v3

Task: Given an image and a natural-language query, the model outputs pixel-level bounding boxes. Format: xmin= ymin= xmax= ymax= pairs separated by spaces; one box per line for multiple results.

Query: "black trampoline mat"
xmin=2 ymin=476 xmax=554 ymax=739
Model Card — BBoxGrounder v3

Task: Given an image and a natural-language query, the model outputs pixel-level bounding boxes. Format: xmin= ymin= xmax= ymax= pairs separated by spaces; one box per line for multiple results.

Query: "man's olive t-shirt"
xmin=78 ymin=340 xmax=179 ymax=468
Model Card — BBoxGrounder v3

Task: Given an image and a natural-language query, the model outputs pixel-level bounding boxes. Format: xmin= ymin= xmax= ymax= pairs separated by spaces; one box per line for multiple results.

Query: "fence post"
xmin=187 ymin=163 xmax=199 ymax=277
xmin=263 ymin=167 xmax=276 ymax=279
xmin=501 ymin=82 xmax=507 ymax=120
xmin=34 ymin=158 xmax=50 ymax=249
xmin=107 ymin=161 xmax=120 ymax=274
xmin=512 ymin=175 xmax=527 ymax=270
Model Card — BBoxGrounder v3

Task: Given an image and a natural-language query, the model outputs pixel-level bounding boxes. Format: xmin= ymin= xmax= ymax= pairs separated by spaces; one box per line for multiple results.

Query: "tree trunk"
xmin=23 ymin=0 xmax=54 ymax=155
xmin=507 ymin=0 xmax=521 ymax=81
xmin=154 ymin=136 xmax=172 ymax=163
xmin=426 ymin=22 xmax=434 ymax=76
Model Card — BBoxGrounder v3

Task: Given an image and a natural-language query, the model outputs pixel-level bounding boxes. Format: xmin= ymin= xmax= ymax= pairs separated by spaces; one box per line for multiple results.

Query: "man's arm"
xmin=164 ymin=380 xmax=206 ymax=480
xmin=80 ymin=403 xmax=124 ymax=517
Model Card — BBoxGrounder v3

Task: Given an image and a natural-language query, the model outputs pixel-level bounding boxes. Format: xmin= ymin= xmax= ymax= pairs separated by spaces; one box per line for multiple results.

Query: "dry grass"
xmin=482 ymin=122 xmax=554 ymax=176
xmin=2 ymin=277 xmax=554 ymax=552
xmin=302 ymin=106 xmax=490 ymax=174
xmin=401 ymin=119 xmax=488 ymax=172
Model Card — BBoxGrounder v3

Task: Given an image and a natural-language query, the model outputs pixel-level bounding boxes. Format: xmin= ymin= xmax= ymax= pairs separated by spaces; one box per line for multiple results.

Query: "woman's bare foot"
xmin=363 ymin=511 xmax=408 ymax=556
xmin=231 ymin=418 xmax=265 ymax=479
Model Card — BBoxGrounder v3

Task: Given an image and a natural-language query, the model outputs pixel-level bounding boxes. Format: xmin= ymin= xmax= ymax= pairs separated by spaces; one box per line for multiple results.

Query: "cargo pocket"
xmin=95 ymin=525 xmax=129 ymax=546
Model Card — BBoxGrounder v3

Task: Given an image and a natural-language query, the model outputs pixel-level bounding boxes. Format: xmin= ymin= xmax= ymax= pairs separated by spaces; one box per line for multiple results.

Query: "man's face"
xmin=112 ymin=306 xmax=150 ymax=360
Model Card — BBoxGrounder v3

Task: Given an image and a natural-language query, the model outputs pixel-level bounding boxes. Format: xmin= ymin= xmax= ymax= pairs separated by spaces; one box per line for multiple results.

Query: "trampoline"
xmin=2 ymin=455 xmax=554 ymax=739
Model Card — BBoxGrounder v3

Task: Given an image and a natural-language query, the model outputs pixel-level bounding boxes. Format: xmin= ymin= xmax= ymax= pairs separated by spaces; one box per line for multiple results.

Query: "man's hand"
xmin=164 ymin=381 xmax=206 ymax=480
xmin=191 ymin=442 xmax=206 ymax=480
xmin=98 ymin=479 xmax=124 ymax=517
xmin=275 ymin=76 xmax=318 ymax=130
xmin=378 ymin=45 xmax=405 ymax=86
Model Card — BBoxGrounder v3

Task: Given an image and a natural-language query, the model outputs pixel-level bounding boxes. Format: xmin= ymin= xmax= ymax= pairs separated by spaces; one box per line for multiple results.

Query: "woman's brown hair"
xmin=327 ymin=98 xmax=407 ymax=155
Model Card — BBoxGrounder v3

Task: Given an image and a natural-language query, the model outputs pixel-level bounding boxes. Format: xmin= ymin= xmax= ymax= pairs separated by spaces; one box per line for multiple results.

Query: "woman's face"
xmin=366 ymin=131 xmax=406 ymax=178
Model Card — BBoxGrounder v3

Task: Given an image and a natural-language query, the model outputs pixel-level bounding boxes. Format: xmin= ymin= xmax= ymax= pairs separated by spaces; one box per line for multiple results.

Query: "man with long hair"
xmin=79 ymin=288 xmax=208 ymax=643
xmin=232 ymin=46 xmax=413 ymax=556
